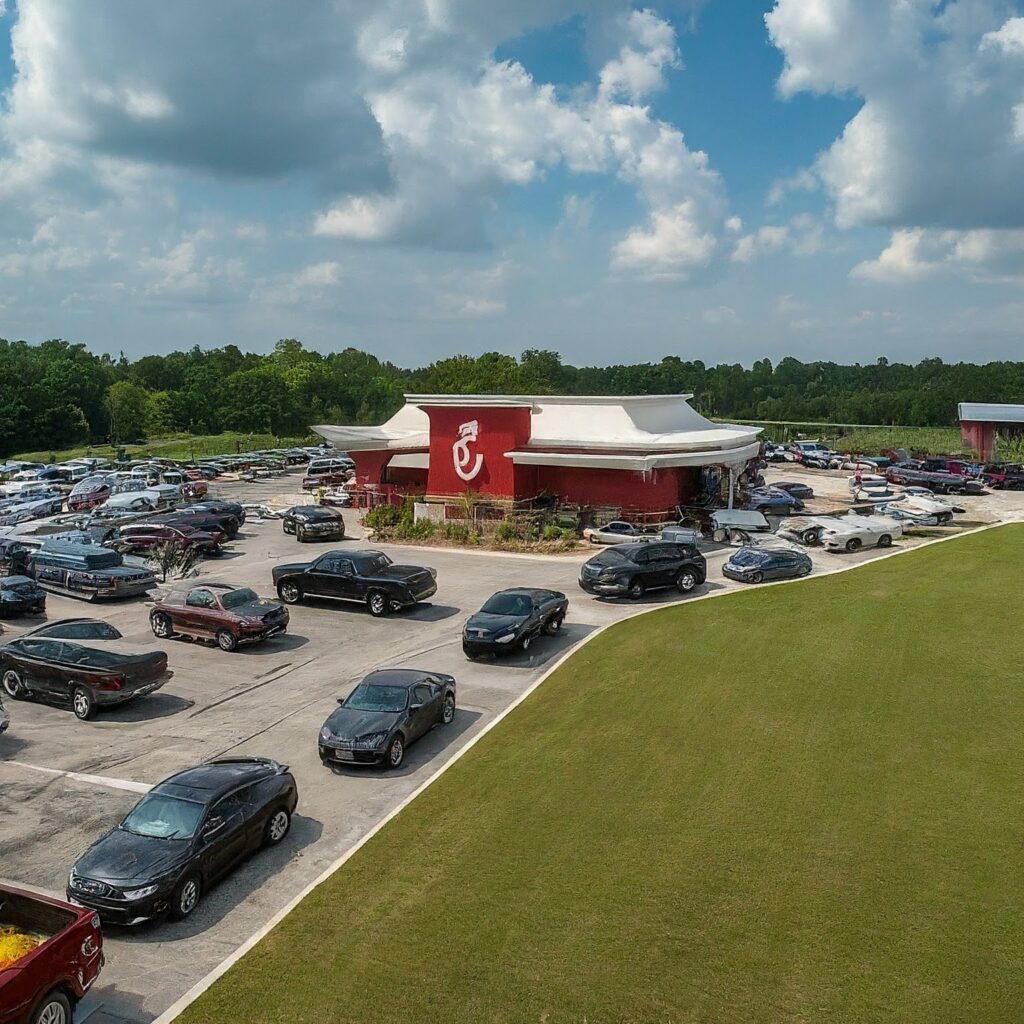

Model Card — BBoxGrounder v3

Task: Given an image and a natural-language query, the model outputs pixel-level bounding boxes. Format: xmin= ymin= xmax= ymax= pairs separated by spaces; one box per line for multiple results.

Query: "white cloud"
xmin=767 ymin=1 xmax=1024 ymax=232
xmin=766 ymin=167 xmax=817 ymax=206
xmin=774 ymin=293 xmax=810 ymax=319
xmin=561 ymin=194 xmax=594 ymax=231
xmin=853 ymin=227 xmax=1024 ymax=284
xmin=732 ymin=225 xmax=789 ymax=263
xmin=702 ymin=304 xmax=740 ymax=326
xmin=293 ymin=261 xmax=341 ymax=288
xmin=613 ymin=200 xmax=717 ymax=279
xmin=425 ymin=259 xmax=512 ymax=319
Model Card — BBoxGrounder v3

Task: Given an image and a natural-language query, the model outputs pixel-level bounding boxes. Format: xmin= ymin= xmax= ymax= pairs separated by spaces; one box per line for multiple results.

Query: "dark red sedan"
xmin=111 ymin=522 xmax=224 ymax=556
xmin=150 ymin=583 xmax=289 ymax=651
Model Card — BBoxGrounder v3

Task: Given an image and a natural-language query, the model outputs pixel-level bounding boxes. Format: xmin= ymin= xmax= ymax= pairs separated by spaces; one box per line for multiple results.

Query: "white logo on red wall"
xmin=453 ymin=420 xmax=484 ymax=481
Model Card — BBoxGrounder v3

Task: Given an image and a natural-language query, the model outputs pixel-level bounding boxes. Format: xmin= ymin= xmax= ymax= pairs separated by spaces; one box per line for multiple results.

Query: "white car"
xmin=820 ymin=514 xmax=903 ymax=553
xmin=583 ymin=520 xmax=645 ymax=544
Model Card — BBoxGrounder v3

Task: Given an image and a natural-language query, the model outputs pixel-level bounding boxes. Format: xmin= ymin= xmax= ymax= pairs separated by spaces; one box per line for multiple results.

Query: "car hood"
xmin=325 ymin=707 xmax=399 ymax=739
xmin=465 ymin=611 xmax=525 ymax=634
xmin=272 ymin=561 xmax=312 ymax=579
xmin=75 ymin=827 xmax=191 ymax=885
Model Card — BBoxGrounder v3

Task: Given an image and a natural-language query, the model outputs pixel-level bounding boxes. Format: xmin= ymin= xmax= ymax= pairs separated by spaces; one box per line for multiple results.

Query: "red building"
xmin=314 ymin=394 xmax=762 ymax=514
xmin=958 ymin=402 xmax=1024 ymax=460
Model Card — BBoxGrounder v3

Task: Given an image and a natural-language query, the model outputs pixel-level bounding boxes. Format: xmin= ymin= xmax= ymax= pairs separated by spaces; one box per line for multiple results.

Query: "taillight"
xmin=96 ymin=674 xmax=124 ymax=692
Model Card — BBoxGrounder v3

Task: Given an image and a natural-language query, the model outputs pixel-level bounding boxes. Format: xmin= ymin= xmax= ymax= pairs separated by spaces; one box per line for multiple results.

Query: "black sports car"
xmin=722 ymin=545 xmax=812 ymax=584
xmin=67 ymin=757 xmax=298 ymax=925
xmin=0 ymin=575 xmax=47 ymax=617
xmin=281 ymin=505 xmax=346 ymax=542
xmin=319 ymin=669 xmax=456 ymax=770
xmin=462 ymin=588 xmax=568 ymax=658
xmin=0 ymin=634 xmax=169 ymax=719
xmin=772 ymin=481 xmax=815 ymax=500
xmin=272 ymin=549 xmax=437 ymax=616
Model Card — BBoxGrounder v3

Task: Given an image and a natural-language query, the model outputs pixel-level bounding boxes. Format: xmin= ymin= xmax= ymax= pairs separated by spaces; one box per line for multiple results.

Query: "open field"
xmin=10 ymin=432 xmax=315 ymax=464
xmin=178 ymin=524 xmax=1024 ymax=1024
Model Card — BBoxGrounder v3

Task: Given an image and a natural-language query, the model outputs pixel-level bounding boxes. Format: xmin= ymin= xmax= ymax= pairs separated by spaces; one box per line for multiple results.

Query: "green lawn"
xmin=11 ymin=431 xmax=313 ymax=464
xmin=181 ymin=526 xmax=1024 ymax=1024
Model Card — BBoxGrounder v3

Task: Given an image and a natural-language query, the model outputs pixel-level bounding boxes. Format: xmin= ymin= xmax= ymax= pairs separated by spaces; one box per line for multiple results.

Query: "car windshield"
xmin=590 ymin=549 xmax=630 ymax=566
xmin=122 ymin=793 xmax=204 ymax=840
xmin=345 ymin=683 xmax=408 ymax=713
xmin=731 ymin=549 xmax=767 ymax=566
xmin=481 ymin=592 xmax=533 ymax=616
xmin=221 ymin=588 xmax=257 ymax=609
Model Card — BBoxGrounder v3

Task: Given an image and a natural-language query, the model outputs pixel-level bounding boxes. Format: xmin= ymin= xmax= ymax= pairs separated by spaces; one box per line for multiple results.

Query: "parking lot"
xmin=0 ymin=470 xmax=1018 ymax=1023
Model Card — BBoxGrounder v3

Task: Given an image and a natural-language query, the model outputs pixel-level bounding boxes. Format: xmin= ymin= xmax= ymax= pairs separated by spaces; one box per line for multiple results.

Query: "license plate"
xmin=334 ymin=750 xmax=355 ymax=761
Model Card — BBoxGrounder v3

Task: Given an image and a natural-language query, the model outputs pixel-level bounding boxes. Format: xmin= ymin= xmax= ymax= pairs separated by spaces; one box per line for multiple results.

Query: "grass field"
xmin=179 ymin=526 xmax=1024 ymax=1024
xmin=11 ymin=432 xmax=314 ymax=464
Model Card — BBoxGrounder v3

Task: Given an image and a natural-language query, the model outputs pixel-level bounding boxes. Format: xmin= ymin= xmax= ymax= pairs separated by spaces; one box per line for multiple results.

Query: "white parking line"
xmin=5 ymin=760 xmax=152 ymax=794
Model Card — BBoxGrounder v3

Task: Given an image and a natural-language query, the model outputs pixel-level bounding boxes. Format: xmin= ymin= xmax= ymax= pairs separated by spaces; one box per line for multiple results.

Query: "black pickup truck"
xmin=272 ymin=549 xmax=437 ymax=616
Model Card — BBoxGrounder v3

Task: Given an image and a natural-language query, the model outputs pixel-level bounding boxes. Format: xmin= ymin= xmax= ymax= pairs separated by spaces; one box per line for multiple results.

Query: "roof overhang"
xmin=958 ymin=402 xmax=1024 ymax=424
xmin=504 ymin=442 xmax=761 ymax=471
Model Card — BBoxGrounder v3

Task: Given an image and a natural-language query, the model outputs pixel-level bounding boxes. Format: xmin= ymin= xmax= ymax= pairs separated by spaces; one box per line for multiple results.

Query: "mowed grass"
xmin=181 ymin=527 xmax=1024 ymax=1024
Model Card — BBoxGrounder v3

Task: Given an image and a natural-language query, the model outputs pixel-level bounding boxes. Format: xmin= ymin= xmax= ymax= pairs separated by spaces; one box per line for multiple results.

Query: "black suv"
xmin=578 ymin=542 xmax=706 ymax=599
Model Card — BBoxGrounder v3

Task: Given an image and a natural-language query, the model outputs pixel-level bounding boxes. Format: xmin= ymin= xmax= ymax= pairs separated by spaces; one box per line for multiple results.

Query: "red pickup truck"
xmin=0 ymin=884 xmax=103 ymax=1024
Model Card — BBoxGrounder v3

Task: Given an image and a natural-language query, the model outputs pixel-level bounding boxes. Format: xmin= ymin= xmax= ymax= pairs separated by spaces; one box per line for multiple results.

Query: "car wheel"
xmin=386 ymin=735 xmax=404 ymax=769
xmin=170 ymin=873 xmax=202 ymax=920
xmin=628 ymin=579 xmax=645 ymax=600
xmin=877 ymin=534 xmax=893 ymax=548
xmin=297 ymin=526 xmax=306 ymax=542
xmin=442 ymin=693 xmax=456 ymax=725
xmin=2 ymin=668 xmax=25 ymax=699
xmin=938 ymin=512 xmax=953 ymax=525
xmin=263 ymin=808 xmax=291 ymax=847
xmin=802 ymin=529 xmax=820 ymax=546
xmin=799 ymin=564 xmax=812 ymax=576
xmin=367 ymin=590 xmax=389 ymax=617
xmin=151 ymin=612 xmax=174 ymax=638
xmin=216 ymin=629 xmax=239 ymax=652
xmin=71 ymin=686 xmax=96 ymax=721
xmin=29 ymin=990 xmax=72 ymax=1024
xmin=845 ymin=537 xmax=862 ymax=553
xmin=675 ymin=569 xmax=699 ymax=593
xmin=749 ymin=571 xmax=764 ymax=584
xmin=543 ymin=615 xmax=564 ymax=636
xmin=277 ymin=581 xmax=302 ymax=604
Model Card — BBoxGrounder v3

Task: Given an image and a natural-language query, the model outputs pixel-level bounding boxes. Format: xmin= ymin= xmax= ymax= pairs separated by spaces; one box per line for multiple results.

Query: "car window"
xmin=631 ymin=548 xmax=650 ymax=565
xmin=14 ymin=638 xmax=64 ymax=660
xmin=31 ymin=620 xmax=122 ymax=641
xmin=335 ymin=559 xmax=355 ymax=575
xmin=212 ymin=787 xmax=254 ymax=821
xmin=412 ymin=684 xmax=432 ymax=705
xmin=186 ymin=588 xmax=216 ymax=608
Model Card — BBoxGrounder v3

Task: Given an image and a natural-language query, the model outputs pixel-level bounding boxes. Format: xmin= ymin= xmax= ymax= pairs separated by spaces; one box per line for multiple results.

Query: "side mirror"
xmin=337 ymin=697 xmax=346 ymax=705
xmin=202 ymin=816 xmax=224 ymax=838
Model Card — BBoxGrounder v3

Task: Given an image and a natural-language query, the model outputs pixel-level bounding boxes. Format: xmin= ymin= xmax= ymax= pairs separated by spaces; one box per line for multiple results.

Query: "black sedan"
xmin=272 ymin=549 xmax=437 ymax=616
xmin=319 ymin=668 xmax=456 ymax=770
xmin=722 ymin=545 xmax=812 ymax=584
xmin=462 ymin=589 xmax=568 ymax=658
xmin=0 ymin=635 xmax=170 ymax=719
xmin=67 ymin=757 xmax=298 ymax=924
xmin=282 ymin=504 xmax=346 ymax=542
xmin=0 ymin=575 xmax=46 ymax=617
xmin=772 ymin=481 xmax=815 ymax=500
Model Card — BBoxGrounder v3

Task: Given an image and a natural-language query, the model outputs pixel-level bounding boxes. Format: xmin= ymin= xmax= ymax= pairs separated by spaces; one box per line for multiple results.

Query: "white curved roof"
xmin=314 ymin=393 xmax=760 ymax=460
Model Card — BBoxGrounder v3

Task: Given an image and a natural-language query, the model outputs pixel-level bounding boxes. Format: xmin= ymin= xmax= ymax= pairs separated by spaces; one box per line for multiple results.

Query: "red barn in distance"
xmin=958 ymin=402 xmax=1024 ymax=461
xmin=314 ymin=394 xmax=762 ymax=515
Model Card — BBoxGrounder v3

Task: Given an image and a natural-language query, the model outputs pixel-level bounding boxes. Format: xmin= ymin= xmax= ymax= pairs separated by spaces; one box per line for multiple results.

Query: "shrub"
xmin=494 ymin=520 xmax=520 ymax=542
xmin=541 ymin=524 xmax=561 ymax=541
xmin=395 ymin=518 xmax=435 ymax=541
xmin=444 ymin=522 xmax=471 ymax=543
xmin=364 ymin=504 xmax=402 ymax=532
xmin=150 ymin=540 xmax=200 ymax=582
xmin=559 ymin=527 xmax=578 ymax=542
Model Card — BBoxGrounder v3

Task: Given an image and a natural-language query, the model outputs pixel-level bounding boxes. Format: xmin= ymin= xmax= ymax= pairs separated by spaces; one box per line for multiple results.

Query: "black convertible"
xmin=462 ymin=588 xmax=568 ymax=658
xmin=0 ymin=634 xmax=170 ymax=719
xmin=272 ymin=549 xmax=437 ymax=616
xmin=319 ymin=668 xmax=457 ymax=769
xmin=68 ymin=757 xmax=298 ymax=924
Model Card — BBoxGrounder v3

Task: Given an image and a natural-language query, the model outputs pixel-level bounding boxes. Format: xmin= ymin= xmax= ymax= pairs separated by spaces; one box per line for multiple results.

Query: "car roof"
xmin=156 ymin=758 xmax=277 ymax=800
xmin=492 ymin=587 xmax=560 ymax=598
xmin=361 ymin=668 xmax=432 ymax=688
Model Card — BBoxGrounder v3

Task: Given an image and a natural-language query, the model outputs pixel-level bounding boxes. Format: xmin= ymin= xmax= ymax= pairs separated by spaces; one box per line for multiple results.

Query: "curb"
xmin=151 ymin=519 xmax=1015 ymax=1023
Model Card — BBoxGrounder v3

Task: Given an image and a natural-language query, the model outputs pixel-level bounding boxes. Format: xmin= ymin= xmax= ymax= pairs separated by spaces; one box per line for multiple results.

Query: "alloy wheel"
xmin=37 ymin=1001 xmax=68 ymax=1024
xmin=388 ymin=736 xmax=404 ymax=768
xmin=442 ymin=694 xmax=456 ymax=724
xmin=268 ymin=810 xmax=290 ymax=843
xmin=179 ymin=878 xmax=200 ymax=916
xmin=280 ymin=583 xmax=300 ymax=604
xmin=2 ymin=669 xmax=23 ymax=698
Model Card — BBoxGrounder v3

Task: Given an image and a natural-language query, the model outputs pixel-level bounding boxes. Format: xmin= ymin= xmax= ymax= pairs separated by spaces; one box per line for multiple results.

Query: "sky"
xmin=1 ymin=0 xmax=1024 ymax=368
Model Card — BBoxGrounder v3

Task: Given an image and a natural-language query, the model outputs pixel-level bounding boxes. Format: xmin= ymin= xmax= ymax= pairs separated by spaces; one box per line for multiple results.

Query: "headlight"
xmin=319 ymin=726 xmax=332 ymax=743
xmin=238 ymin=617 xmax=256 ymax=627
xmin=122 ymin=884 xmax=159 ymax=900
xmin=495 ymin=632 xmax=517 ymax=644
xmin=355 ymin=731 xmax=388 ymax=748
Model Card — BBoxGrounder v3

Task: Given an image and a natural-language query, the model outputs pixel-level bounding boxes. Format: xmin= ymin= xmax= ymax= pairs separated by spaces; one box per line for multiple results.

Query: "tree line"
xmin=2 ymin=336 xmax=1023 ymax=457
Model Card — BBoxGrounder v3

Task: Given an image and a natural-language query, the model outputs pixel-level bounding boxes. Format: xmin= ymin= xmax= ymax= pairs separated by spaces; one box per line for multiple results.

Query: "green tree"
xmin=105 ymin=380 xmax=150 ymax=443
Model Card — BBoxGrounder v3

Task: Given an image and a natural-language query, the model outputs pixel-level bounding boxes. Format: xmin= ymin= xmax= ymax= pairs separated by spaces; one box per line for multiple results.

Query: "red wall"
xmin=351 ymin=450 xmax=394 ymax=485
xmin=423 ymin=405 xmax=532 ymax=498
xmin=960 ymin=421 xmax=996 ymax=460
xmin=527 ymin=464 xmax=698 ymax=512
